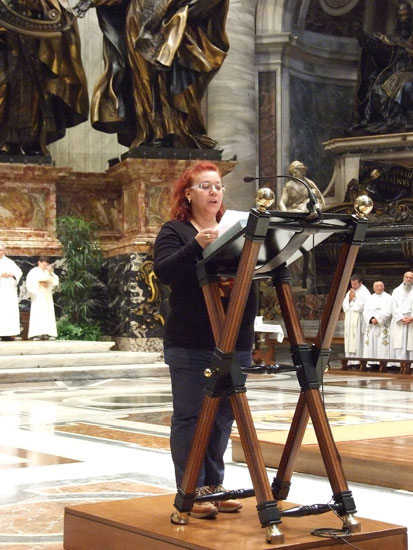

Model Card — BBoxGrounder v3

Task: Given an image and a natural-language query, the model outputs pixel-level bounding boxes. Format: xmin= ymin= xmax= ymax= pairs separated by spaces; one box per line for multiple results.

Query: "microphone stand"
xmin=244 ymin=175 xmax=323 ymax=220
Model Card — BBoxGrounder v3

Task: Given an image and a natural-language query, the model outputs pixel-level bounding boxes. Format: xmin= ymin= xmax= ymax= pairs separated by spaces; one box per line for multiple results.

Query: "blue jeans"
xmin=164 ymin=347 xmax=251 ymax=488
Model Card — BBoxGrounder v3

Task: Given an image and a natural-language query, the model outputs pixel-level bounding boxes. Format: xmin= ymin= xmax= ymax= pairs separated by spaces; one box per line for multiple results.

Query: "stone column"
xmin=207 ymin=0 xmax=258 ymax=211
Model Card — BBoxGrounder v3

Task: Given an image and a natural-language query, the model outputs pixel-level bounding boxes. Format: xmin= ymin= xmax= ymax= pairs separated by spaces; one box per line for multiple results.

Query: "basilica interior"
xmin=1 ymin=0 xmax=413 ymax=549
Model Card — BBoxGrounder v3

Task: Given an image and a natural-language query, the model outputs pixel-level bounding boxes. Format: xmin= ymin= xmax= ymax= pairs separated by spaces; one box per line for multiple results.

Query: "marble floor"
xmin=0 ymin=368 xmax=412 ymax=549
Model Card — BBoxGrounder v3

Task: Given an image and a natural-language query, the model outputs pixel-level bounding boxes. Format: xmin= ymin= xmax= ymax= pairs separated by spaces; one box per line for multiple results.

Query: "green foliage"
xmin=57 ymin=317 xmax=102 ymax=341
xmin=56 ymin=216 xmax=104 ymax=339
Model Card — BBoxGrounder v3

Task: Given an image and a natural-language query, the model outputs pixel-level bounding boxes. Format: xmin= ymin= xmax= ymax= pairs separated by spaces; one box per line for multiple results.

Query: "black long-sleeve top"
xmin=153 ymin=219 xmax=257 ymax=351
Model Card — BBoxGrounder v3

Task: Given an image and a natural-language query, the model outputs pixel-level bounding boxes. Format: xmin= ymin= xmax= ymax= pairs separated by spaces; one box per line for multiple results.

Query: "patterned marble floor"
xmin=0 ymin=371 xmax=412 ymax=549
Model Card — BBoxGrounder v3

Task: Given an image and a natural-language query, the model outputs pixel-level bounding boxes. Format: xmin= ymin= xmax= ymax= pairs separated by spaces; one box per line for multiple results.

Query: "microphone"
xmin=243 ymin=176 xmax=272 ymax=183
xmin=243 ymin=175 xmax=322 ymax=219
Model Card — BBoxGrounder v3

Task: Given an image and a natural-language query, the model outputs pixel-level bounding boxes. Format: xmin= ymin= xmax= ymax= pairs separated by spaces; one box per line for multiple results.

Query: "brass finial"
xmin=255 ymin=187 xmax=275 ymax=212
xmin=354 ymin=194 xmax=373 ymax=219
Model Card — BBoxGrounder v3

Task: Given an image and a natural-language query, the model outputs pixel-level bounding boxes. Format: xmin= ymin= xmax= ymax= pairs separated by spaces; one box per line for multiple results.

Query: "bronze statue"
xmin=0 ymin=0 xmax=89 ymax=156
xmin=278 ymin=161 xmax=325 ymax=213
xmin=74 ymin=0 xmax=230 ymax=150
xmin=349 ymin=1 xmax=413 ymax=135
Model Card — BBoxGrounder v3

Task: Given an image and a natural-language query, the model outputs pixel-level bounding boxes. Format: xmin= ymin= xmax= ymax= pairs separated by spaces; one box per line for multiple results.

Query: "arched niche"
xmin=254 ymin=0 xmax=403 ymax=203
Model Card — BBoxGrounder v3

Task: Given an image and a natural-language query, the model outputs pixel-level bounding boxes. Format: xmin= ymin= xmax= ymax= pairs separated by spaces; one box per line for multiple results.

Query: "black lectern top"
xmin=200 ymin=210 xmax=355 ymax=278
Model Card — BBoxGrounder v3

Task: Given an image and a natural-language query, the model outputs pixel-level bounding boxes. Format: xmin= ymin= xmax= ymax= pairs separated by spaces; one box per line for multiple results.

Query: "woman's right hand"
xmin=195 ymin=229 xmax=219 ymax=249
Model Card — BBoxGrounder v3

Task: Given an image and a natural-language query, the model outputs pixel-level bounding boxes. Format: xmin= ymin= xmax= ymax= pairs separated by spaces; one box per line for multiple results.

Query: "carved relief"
xmin=0 ymin=188 xmax=47 ymax=229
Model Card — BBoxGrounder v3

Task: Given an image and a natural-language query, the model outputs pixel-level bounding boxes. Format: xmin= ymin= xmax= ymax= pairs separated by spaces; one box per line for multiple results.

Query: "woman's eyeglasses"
xmin=190 ymin=182 xmax=225 ymax=192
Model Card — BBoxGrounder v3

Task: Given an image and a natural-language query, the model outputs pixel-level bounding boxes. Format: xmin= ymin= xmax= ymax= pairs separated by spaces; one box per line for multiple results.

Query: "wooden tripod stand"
xmin=171 ymin=206 xmax=368 ymax=545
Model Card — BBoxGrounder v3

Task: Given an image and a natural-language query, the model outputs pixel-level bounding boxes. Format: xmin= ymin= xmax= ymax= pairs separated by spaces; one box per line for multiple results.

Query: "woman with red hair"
xmin=169 ymin=161 xmax=225 ymax=222
xmin=154 ymin=161 xmax=257 ymax=520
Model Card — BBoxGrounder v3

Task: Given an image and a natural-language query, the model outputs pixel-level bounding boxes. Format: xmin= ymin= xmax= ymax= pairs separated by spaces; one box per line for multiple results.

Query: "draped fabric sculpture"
xmin=0 ymin=0 xmax=88 ymax=155
xmin=74 ymin=0 xmax=230 ymax=149
xmin=349 ymin=1 xmax=413 ymax=135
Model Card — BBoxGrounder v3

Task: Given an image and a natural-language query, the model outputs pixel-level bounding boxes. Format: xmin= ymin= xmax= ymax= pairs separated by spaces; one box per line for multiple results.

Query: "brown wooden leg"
xmin=271 ymin=270 xmax=314 ymax=503
xmin=208 ymin=237 xmax=283 ymax=538
xmin=271 ymin=392 xmax=309 ymax=500
xmin=379 ymin=360 xmax=387 ymax=373
xmin=270 ymin=238 xmax=363 ymax=530
xmin=305 ymin=388 xmax=350 ymax=492
xmin=201 ymin=281 xmax=225 ymax=342
xmin=315 ymin=243 xmax=361 ymax=349
xmin=230 ymin=392 xmax=284 ymax=543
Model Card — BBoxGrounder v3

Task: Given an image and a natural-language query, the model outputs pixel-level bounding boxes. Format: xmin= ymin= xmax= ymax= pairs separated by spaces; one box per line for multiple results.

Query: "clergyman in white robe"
xmin=342 ymin=276 xmax=371 ymax=362
xmin=363 ymin=282 xmax=392 ymax=360
xmin=390 ymin=272 xmax=413 ymax=360
xmin=26 ymin=259 xmax=59 ymax=339
xmin=0 ymin=242 xmax=22 ymax=338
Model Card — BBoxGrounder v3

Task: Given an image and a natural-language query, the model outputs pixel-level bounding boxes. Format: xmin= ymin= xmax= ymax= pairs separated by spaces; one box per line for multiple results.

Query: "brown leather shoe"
xmin=190 ymin=501 xmax=218 ymax=519
xmin=190 ymin=487 xmax=218 ymax=519
xmin=208 ymin=484 xmax=242 ymax=513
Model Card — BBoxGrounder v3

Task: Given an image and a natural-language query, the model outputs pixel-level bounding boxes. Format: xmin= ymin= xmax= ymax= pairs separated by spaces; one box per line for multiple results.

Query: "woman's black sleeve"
xmin=154 ymin=223 xmax=202 ymax=285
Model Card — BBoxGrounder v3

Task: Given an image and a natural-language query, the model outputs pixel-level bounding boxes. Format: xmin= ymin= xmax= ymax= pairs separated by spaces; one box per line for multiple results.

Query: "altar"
xmin=253 ymin=316 xmax=284 ymax=365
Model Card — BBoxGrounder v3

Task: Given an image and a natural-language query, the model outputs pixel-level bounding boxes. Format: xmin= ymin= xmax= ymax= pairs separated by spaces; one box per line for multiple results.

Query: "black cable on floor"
xmin=311 ymin=528 xmax=363 ymax=549
xmin=311 ymin=502 xmax=365 ymax=550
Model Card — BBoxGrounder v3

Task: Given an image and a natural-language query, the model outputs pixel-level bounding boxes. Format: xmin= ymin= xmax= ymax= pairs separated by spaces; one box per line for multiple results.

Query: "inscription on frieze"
xmin=360 ymin=161 xmax=413 ymax=204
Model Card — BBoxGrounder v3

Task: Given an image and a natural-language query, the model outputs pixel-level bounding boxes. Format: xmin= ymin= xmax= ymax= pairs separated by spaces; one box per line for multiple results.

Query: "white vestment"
xmin=26 ymin=267 xmax=59 ymax=338
xmin=390 ymin=283 xmax=413 ymax=360
xmin=0 ymin=256 xmax=22 ymax=336
xmin=342 ymin=284 xmax=371 ymax=358
xmin=363 ymin=292 xmax=392 ymax=359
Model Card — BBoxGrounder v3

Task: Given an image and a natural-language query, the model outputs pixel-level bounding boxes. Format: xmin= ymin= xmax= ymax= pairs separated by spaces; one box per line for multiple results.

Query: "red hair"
xmin=170 ymin=161 xmax=225 ymax=221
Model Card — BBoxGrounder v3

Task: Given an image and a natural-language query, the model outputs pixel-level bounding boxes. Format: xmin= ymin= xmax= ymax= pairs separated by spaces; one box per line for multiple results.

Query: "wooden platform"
xmin=64 ymin=494 xmax=407 ymax=550
xmin=232 ymin=420 xmax=413 ymax=491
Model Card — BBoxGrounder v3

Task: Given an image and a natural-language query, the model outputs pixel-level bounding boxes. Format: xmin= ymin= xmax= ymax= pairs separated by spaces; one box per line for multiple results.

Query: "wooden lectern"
xmin=170 ymin=191 xmax=369 ymax=544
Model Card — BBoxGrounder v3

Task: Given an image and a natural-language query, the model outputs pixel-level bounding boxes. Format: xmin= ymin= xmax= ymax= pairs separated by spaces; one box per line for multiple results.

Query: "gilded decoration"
xmin=326 ymin=160 xmax=413 ymax=223
xmin=132 ymin=259 xmax=165 ymax=337
xmin=0 ymin=1 xmax=88 ymax=156
xmin=0 ymin=0 xmax=75 ymax=37
xmin=74 ymin=0 xmax=229 ymax=150
xmin=326 ymin=197 xmax=413 ymax=224
xmin=106 ymin=252 xmax=165 ymax=339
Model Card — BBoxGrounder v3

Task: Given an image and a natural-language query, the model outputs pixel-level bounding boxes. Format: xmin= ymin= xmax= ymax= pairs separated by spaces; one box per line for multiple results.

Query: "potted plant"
xmin=56 ymin=216 xmax=105 ymax=340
